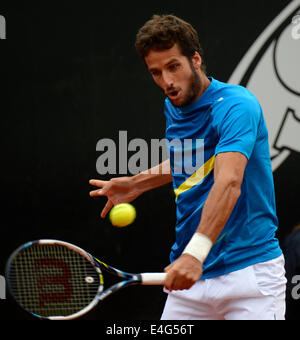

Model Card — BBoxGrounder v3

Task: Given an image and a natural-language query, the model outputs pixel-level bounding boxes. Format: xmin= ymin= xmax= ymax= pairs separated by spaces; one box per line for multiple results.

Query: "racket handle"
xmin=140 ymin=273 xmax=166 ymax=285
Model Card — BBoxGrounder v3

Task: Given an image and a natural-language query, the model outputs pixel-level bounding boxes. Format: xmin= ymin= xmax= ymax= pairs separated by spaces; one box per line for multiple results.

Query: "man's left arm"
xmin=164 ymin=151 xmax=248 ymax=291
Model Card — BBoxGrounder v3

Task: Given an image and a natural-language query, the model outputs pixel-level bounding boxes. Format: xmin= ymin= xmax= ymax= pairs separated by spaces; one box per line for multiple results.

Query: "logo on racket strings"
xmin=34 ymin=258 xmax=72 ymax=307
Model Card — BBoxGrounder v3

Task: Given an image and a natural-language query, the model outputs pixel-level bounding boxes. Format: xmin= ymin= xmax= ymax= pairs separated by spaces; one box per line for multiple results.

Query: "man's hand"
xmin=89 ymin=177 xmax=142 ymax=218
xmin=89 ymin=160 xmax=172 ymax=219
xmin=164 ymin=254 xmax=203 ymax=291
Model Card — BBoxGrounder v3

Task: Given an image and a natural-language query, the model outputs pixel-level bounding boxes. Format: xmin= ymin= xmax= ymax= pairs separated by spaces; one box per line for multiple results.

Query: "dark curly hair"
xmin=135 ymin=14 xmax=206 ymax=73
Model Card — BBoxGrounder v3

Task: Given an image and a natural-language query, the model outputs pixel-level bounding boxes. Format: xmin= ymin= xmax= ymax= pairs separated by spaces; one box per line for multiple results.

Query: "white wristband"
xmin=182 ymin=233 xmax=213 ymax=263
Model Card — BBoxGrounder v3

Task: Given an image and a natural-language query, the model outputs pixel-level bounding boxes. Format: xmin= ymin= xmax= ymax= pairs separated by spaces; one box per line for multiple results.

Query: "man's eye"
xmin=151 ymin=71 xmax=160 ymax=77
xmin=169 ymin=64 xmax=179 ymax=71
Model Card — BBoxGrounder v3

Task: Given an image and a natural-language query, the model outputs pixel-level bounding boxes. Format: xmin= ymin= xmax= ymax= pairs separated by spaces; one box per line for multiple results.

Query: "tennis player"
xmin=90 ymin=15 xmax=287 ymax=320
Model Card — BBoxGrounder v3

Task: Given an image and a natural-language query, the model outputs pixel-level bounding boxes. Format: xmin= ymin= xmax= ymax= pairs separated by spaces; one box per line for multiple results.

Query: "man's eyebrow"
xmin=149 ymin=59 xmax=180 ymax=72
xmin=149 ymin=67 xmax=159 ymax=73
xmin=165 ymin=59 xmax=180 ymax=66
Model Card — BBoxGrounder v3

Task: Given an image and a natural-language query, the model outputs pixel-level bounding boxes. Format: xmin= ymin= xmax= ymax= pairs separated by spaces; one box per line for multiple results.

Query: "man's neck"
xmin=199 ymin=74 xmax=211 ymax=98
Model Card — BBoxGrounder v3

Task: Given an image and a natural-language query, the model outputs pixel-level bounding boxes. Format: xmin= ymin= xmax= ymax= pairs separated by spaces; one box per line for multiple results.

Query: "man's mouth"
xmin=167 ymin=89 xmax=181 ymax=100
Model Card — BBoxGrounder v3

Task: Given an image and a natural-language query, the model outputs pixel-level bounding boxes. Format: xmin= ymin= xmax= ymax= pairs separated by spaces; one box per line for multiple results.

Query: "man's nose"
xmin=162 ymin=71 xmax=174 ymax=90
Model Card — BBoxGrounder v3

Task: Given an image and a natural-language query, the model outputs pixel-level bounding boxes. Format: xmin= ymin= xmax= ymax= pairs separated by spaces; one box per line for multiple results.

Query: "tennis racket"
xmin=5 ymin=239 xmax=166 ymax=320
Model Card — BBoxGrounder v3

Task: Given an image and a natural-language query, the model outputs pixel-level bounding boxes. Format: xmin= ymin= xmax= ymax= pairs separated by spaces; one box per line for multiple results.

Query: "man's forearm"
xmin=182 ymin=177 xmax=241 ymax=264
xmin=196 ymin=178 xmax=241 ymax=243
xmin=181 ymin=153 xmax=248 ymax=265
xmin=132 ymin=159 xmax=173 ymax=194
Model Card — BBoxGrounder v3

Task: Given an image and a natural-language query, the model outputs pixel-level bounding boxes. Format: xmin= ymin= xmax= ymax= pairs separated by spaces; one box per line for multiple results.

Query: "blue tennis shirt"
xmin=164 ymin=77 xmax=282 ymax=280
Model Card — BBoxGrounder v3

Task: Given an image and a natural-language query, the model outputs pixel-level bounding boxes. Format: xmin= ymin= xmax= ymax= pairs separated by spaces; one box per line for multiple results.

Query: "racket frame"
xmin=6 ymin=239 xmax=165 ymax=320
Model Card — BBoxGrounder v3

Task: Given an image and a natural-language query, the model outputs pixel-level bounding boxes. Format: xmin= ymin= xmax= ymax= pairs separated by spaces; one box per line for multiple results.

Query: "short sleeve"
xmin=215 ymin=98 xmax=262 ymax=160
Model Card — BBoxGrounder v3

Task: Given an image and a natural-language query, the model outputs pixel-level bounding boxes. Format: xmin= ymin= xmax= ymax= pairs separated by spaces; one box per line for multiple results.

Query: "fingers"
xmin=163 ymin=272 xmax=177 ymax=292
xmin=89 ymin=179 xmax=114 ymax=219
xmin=89 ymin=179 xmax=114 ymax=218
xmin=163 ymin=256 xmax=203 ymax=291
xmin=164 ymin=264 xmax=177 ymax=292
xmin=101 ymin=200 xmax=114 ymax=218
xmin=89 ymin=179 xmax=107 ymax=188
xmin=89 ymin=189 xmax=105 ymax=197
xmin=164 ymin=267 xmax=181 ymax=292
xmin=89 ymin=180 xmax=109 ymax=197
xmin=164 ymin=270 xmax=196 ymax=292
xmin=164 ymin=262 xmax=174 ymax=273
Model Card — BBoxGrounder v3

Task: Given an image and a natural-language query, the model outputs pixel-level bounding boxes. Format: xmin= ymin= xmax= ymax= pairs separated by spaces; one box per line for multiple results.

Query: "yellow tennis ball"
xmin=109 ymin=203 xmax=136 ymax=227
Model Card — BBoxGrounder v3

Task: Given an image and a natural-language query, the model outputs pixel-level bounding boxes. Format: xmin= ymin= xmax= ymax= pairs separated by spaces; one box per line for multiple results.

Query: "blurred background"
xmin=0 ymin=0 xmax=299 ymax=320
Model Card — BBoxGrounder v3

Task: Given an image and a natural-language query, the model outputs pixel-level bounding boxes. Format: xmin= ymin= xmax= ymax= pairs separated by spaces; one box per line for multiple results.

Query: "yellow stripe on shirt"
xmin=174 ymin=155 xmax=215 ymax=200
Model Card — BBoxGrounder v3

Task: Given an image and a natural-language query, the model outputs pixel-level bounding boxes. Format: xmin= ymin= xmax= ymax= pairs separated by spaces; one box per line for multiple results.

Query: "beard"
xmin=180 ymin=62 xmax=203 ymax=107
xmin=166 ymin=62 xmax=203 ymax=108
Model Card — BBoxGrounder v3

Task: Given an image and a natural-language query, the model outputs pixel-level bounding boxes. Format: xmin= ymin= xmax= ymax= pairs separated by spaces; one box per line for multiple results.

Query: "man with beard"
xmin=89 ymin=15 xmax=286 ymax=320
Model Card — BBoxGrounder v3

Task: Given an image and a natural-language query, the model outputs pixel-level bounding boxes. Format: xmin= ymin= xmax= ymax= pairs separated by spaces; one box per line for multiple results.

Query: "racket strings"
xmin=8 ymin=244 xmax=102 ymax=317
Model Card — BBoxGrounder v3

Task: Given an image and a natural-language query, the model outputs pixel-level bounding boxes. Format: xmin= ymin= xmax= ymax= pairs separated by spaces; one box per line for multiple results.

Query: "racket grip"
xmin=140 ymin=273 xmax=166 ymax=285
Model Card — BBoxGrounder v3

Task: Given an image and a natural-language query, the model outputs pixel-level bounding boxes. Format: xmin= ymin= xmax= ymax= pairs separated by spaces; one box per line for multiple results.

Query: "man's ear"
xmin=192 ymin=52 xmax=202 ymax=71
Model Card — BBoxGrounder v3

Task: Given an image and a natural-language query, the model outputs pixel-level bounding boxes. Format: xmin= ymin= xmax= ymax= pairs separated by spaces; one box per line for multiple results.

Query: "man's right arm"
xmin=133 ymin=159 xmax=173 ymax=192
xmin=89 ymin=159 xmax=172 ymax=218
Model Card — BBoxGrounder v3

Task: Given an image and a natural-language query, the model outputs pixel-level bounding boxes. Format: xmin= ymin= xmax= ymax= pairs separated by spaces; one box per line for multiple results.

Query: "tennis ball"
xmin=109 ymin=203 xmax=136 ymax=227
